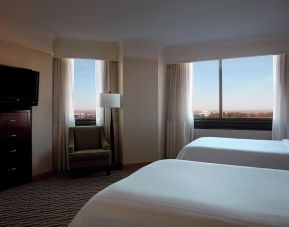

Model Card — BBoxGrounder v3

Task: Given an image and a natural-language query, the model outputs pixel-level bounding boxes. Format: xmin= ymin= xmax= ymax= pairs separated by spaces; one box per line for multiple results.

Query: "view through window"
xmin=193 ymin=60 xmax=219 ymax=118
xmin=74 ymin=59 xmax=98 ymax=121
xmin=193 ymin=55 xmax=273 ymax=119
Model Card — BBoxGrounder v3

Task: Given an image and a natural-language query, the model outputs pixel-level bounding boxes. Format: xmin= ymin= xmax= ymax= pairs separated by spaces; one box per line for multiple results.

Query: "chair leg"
xmin=106 ymin=166 xmax=110 ymax=176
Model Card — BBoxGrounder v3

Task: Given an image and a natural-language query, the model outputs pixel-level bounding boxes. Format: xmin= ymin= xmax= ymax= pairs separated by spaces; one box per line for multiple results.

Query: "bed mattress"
xmin=177 ymin=137 xmax=289 ymax=170
xmin=70 ymin=159 xmax=289 ymax=227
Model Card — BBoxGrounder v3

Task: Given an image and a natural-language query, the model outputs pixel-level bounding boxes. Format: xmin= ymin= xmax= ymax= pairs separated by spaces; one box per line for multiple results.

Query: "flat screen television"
xmin=0 ymin=64 xmax=39 ymax=106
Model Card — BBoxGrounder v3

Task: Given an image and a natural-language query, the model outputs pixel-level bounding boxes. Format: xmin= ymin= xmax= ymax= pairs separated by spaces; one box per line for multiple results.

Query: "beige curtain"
xmin=272 ymin=54 xmax=289 ymax=140
xmin=95 ymin=60 xmax=105 ymax=126
xmin=165 ymin=63 xmax=193 ymax=158
xmin=52 ymin=57 xmax=74 ymax=171
xmin=103 ymin=61 xmax=122 ymax=167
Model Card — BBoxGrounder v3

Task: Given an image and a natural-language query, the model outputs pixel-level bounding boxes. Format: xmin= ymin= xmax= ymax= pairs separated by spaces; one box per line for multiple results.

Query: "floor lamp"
xmin=99 ymin=93 xmax=120 ymax=164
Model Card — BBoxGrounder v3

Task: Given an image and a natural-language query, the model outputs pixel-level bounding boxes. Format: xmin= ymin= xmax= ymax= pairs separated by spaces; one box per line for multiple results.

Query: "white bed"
xmin=177 ymin=137 xmax=289 ymax=170
xmin=70 ymin=160 xmax=289 ymax=227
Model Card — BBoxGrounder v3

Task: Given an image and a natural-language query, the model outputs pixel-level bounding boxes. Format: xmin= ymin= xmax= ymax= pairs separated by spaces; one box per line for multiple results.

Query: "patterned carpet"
xmin=0 ymin=169 xmax=135 ymax=227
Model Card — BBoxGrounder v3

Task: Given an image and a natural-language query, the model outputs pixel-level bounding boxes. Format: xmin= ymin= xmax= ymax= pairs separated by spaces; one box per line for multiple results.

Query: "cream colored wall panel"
xmin=122 ymin=58 xmax=159 ymax=164
xmin=157 ymin=62 xmax=166 ymax=159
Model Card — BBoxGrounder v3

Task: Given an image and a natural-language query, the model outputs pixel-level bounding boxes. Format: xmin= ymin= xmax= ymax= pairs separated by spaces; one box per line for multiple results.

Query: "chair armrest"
xmin=100 ymin=128 xmax=110 ymax=150
xmin=101 ymin=138 xmax=110 ymax=150
xmin=68 ymin=127 xmax=75 ymax=153
xmin=69 ymin=144 xmax=75 ymax=153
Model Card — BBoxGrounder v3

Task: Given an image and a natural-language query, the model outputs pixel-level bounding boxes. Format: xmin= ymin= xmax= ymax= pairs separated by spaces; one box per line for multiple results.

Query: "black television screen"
xmin=0 ymin=65 xmax=39 ymax=106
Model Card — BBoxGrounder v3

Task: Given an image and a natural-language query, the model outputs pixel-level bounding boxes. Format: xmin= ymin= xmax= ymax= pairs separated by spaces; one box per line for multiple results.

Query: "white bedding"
xmin=177 ymin=137 xmax=289 ymax=170
xmin=70 ymin=160 xmax=289 ymax=227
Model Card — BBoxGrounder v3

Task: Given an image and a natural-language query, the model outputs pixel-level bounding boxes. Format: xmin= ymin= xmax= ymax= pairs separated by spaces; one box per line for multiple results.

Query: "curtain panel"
xmin=95 ymin=60 xmax=105 ymax=126
xmin=103 ymin=61 xmax=122 ymax=167
xmin=52 ymin=57 xmax=75 ymax=171
xmin=272 ymin=54 xmax=289 ymax=140
xmin=165 ymin=63 xmax=193 ymax=158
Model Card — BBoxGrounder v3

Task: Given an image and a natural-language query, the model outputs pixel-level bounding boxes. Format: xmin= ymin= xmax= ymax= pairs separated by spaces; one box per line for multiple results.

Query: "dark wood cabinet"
xmin=0 ymin=109 xmax=32 ymax=189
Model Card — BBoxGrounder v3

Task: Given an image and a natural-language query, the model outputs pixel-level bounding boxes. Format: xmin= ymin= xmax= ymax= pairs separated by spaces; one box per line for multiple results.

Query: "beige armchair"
xmin=69 ymin=126 xmax=111 ymax=175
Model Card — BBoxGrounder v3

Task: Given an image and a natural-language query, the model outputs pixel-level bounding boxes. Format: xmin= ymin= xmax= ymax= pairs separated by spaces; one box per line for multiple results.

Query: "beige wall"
xmin=122 ymin=58 xmax=159 ymax=164
xmin=0 ymin=40 xmax=53 ymax=176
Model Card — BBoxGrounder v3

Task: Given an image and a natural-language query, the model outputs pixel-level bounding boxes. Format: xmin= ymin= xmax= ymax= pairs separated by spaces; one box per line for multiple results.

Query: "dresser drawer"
xmin=0 ymin=113 xmax=28 ymax=128
xmin=0 ymin=165 xmax=21 ymax=189
xmin=0 ymin=129 xmax=28 ymax=148
xmin=0 ymin=158 xmax=20 ymax=171
xmin=0 ymin=148 xmax=20 ymax=166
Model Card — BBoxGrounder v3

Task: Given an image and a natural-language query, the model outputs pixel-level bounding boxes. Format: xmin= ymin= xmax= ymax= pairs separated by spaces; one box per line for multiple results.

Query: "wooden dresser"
xmin=0 ymin=109 xmax=32 ymax=189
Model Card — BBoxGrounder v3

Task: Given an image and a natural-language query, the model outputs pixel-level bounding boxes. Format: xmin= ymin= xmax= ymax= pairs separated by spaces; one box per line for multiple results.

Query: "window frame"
xmin=194 ymin=59 xmax=273 ymax=131
xmin=75 ymin=119 xmax=96 ymax=126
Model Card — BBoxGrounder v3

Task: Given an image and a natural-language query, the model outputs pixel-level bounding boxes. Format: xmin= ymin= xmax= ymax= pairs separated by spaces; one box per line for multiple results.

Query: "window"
xmin=73 ymin=59 xmax=102 ymax=125
xmin=194 ymin=60 xmax=219 ymax=118
xmin=193 ymin=55 xmax=273 ymax=130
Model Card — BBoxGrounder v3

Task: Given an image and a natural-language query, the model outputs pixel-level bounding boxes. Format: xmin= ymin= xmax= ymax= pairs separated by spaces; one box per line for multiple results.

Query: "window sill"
xmin=75 ymin=119 xmax=96 ymax=126
xmin=194 ymin=118 xmax=272 ymax=131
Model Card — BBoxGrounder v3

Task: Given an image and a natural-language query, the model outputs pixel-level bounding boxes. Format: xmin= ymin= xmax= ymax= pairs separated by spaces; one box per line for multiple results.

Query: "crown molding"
xmin=53 ymin=38 xmax=119 ymax=60
xmin=164 ymin=34 xmax=289 ymax=63
xmin=0 ymin=14 xmax=55 ymax=53
xmin=120 ymin=40 xmax=164 ymax=62
xmin=2 ymin=13 xmax=288 ymax=63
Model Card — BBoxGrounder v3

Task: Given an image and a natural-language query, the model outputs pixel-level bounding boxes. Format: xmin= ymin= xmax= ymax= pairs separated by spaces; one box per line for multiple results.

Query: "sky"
xmin=74 ymin=59 xmax=96 ymax=112
xmin=74 ymin=55 xmax=273 ymax=113
xmin=193 ymin=55 xmax=273 ymax=112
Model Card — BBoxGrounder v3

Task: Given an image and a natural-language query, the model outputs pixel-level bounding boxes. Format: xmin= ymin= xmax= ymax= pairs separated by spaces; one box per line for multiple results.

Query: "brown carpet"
xmin=0 ymin=169 xmax=135 ymax=227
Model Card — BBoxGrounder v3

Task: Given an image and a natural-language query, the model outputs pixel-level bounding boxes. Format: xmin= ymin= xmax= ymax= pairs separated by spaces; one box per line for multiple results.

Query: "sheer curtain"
xmin=95 ymin=60 xmax=104 ymax=126
xmin=272 ymin=54 xmax=289 ymax=140
xmin=52 ymin=57 xmax=75 ymax=171
xmin=165 ymin=63 xmax=193 ymax=158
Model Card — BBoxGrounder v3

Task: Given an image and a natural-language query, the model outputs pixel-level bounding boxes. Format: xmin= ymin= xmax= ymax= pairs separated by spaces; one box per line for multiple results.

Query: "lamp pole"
xmin=99 ymin=92 xmax=120 ymax=167
xmin=110 ymin=107 xmax=115 ymax=163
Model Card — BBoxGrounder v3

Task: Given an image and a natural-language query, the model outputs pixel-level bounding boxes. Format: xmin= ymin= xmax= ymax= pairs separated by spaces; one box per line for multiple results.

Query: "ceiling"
xmin=1 ymin=0 xmax=289 ymax=47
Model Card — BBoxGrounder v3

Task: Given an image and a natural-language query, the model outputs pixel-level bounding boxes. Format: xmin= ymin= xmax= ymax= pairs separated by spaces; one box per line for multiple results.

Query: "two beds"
xmin=70 ymin=137 xmax=289 ymax=226
xmin=177 ymin=137 xmax=289 ymax=170
xmin=70 ymin=159 xmax=289 ymax=227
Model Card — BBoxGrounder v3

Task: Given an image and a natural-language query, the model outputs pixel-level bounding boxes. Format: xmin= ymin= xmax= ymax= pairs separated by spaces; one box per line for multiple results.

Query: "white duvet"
xmin=70 ymin=160 xmax=289 ymax=227
xmin=177 ymin=137 xmax=289 ymax=170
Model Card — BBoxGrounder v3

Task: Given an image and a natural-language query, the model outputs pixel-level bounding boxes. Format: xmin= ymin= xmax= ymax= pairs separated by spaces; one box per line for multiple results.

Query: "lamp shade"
xmin=99 ymin=93 xmax=120 ymax=108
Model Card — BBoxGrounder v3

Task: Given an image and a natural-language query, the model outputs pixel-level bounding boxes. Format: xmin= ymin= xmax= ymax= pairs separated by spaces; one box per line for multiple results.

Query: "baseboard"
xmin=123 ymin=162 xmax=151 ymax=170
xmin=32 ymin=171 xmax=54 ymax=182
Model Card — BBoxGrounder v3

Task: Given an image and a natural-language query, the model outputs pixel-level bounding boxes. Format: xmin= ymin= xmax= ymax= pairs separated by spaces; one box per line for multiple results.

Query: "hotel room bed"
xmin=70 ymin=160 xmax=289 ymax=227
xmin=177 ymin=137 xmax=289 ymax=170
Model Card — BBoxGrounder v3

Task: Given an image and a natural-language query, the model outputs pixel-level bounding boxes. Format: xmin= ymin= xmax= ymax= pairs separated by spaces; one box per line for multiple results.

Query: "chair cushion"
xmin=70 ymin=149 xmax=111 ymax=161
xmin=74 ymin=126 xmax=103 ymax=150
